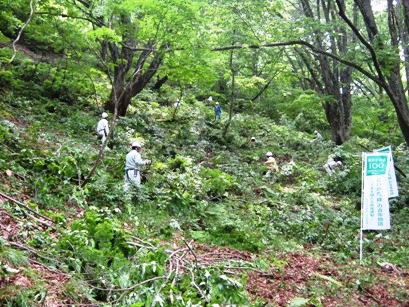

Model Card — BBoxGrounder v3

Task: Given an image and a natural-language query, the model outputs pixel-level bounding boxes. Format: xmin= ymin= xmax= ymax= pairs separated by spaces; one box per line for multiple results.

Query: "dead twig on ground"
xmin=0 ymin=192 xmax=54 ymax=224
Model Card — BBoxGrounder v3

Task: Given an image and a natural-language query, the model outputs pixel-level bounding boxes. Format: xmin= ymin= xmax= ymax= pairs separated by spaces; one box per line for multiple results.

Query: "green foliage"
xmin=0 ymin=120 xmax=13 ymax=144
xmin=277 ymin=91 xmax=328 ymax=133
xmin=352 ymin=95 xmax=402 ymax=145
xmin=1 ymin=51 xmax=98 ymax=105
xmin=0 ymin=2 xmax=408 ymax=304
xmin=54 ymin=205 xmax=250 ymax=304
xmin=199 ymin=167 xmax=236 ymax=197
xmin=167 ymin=155 xmax=193 ymax=172
xmin=58 ymin=207 xmax=132 ymax=267
xmin=0 ymin=246 xmax=29 ymax=269
xmin=288 ymin=297 xmax=310 ymax=307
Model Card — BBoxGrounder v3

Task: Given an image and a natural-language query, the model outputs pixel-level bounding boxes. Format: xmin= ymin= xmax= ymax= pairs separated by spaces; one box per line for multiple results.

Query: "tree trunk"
xmin=351 ymin=0 xmax=409 ymax=145
xmin=299 ymin=0 xmax=353 ymax=144
xmin=386 ymin=0 xmax=409 ymax=143
xmin=104 ymin=45 xmax=163 ymax=116
xmin=223 ymin=44 xmax=237 ymax=137
xmin=398 ymin=0 xmax=409 ymax=93
xmin=153 ymin=75 xmax=168 ymax=90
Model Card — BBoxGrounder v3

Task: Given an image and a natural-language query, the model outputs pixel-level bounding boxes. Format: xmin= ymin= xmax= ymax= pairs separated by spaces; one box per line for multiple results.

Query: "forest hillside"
xmin=1 ymin=56 xmax=409 ymax=305
xmin=1 ymin=0 xmax=409 ymax=305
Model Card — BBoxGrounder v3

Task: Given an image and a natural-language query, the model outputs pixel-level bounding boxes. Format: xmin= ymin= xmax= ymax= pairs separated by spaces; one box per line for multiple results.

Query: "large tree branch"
xmin=35 ymin=12 xmax=103 ymax=26
xmin=251 ymin=79 xmax=272 ymax=102
xmin=212 ymin=40 xmax=383 ymax=86
xmin=334 ymin=0 xmax=386 ymax=84
xmin=35 ymin=12 xmax=153 ymax=52
xmin=6 ymin=0 xmax=37 ymax=67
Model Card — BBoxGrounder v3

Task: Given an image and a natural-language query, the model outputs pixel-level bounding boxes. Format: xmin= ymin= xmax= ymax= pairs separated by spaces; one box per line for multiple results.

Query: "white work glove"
xmin=145 ymin=160 xmax=152 ymax=165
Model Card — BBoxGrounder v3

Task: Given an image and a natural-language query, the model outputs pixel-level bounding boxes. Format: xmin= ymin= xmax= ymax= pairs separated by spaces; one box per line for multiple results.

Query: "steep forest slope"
xmin=0 ymin=48 xmax=408 ymax=306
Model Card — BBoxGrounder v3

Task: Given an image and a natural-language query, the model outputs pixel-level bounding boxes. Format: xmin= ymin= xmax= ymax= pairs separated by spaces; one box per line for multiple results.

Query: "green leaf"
xmin=288 ymin=297 xmax=310 ymax=307
xmin=313 ymin=273 xmax=343 ymax=287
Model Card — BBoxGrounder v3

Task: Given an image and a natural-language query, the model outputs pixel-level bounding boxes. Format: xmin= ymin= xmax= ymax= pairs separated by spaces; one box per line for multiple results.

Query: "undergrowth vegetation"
xmin=1 ymin=65 xmax=408 ymax=305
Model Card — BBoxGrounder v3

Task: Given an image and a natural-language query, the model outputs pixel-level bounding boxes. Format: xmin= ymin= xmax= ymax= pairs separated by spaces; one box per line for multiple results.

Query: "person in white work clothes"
xmin=124 ymin=142 xmax=151 ymax=191
xmin=323 ymin=160 xmax=342 ymax=175
xmin=96 ymin=112 xmax=109 ymax=144
xmin=314 ymin=130 xmax=323 ymax=141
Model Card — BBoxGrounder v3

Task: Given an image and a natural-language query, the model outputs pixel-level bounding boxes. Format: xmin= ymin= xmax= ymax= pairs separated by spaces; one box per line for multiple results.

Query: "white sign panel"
xmin=374 ymin=146 xmax=399 ymax=198
xmin=362 ymin=153 xmax=391 ymax=230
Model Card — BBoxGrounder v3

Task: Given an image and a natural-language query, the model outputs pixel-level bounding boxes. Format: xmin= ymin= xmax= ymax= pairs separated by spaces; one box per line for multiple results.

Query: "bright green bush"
xmin=199 ymin=167 xmax=237 ymax=197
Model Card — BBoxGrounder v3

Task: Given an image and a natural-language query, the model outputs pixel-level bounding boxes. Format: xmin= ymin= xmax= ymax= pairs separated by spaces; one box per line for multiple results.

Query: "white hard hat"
xmin=250 ymin=137 xmax=256 ymax=141
xmin=216 ymin=102 xmax=219 ymax=105
xmin=266 ymin=152 xmax=273 ymax=157
xmin=336 ymin=161 xmax=342 ymax=166
xmin=132 ymin=142 xmax=141 ymax=148
xmin=102 ymin=112 xmax=108 ymax=118
xmin=314 ymin=130 xmax=318 ymax=134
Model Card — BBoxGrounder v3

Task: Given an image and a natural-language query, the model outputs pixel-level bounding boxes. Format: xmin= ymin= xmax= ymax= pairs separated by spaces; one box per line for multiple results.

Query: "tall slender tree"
xmin=292 ymin=0 xmax=354 ymax=145
xmin=336 ymin=0 xmax=409 ymax=145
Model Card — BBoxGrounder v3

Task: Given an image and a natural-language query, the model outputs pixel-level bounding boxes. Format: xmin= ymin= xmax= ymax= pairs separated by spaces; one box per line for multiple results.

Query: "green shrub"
xmin=199 ymin=167 xmax=237 ymax=197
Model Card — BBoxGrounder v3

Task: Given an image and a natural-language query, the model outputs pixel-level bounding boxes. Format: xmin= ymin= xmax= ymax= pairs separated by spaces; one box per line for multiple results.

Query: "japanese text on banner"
xmin=362 ymin=153 xmax=391 ymax=230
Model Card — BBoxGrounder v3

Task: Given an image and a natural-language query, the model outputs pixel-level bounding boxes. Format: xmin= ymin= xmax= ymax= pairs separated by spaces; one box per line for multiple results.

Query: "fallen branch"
xmin=89 ymin=276 xmax=166 ymax=293
xmin=4 ymin=240 xmax=65 ymax=269
xmin=24 ymin=211 xmax=56 ymax=231
xmin=0 ymin=192 xmax=54 ymax=223
xmin=130 ymin=236 xmax=156 ymax=249
xmin=126 ymin=241 xmax=156 ymax=250
xmin=30 ymin=259 xmax=71 ymax=277
xmin=0 ymin=208 xmax=46 ymax=232
xmin=181 ymin=238 xmax=198 ymax=269
xmin=0 ymin=208 xmax=17 ymax=220
xmin=186 ymin=265 xmax=208 ymax=302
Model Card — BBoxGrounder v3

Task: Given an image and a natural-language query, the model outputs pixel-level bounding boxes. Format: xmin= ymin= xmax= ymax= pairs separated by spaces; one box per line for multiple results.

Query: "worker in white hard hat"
xmin=124 ymin=141 xmax=151 ymax=191
xmin=247 ymin=136 xmax=257 ymax=148
xmin=96 ymin=112 xmax=109 ymax=144
xmin=323 ymin=160 xmax=342 ymax=175
xmin=214 ymin=102 xmax=222 ymax=120
xmin=265 ymin=151 xmax=279 ymax=178
xmin=174 ymin=99 xmax=181 ymax=108
xmin=313 ymin=130 xmax=323 ymax=142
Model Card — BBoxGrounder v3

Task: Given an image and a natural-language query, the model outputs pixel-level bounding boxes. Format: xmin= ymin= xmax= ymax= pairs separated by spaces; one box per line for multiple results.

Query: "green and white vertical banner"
xmin=360 ymin=152 xmax=393 ymax=262
xmin=362 ymin=152 xmax=391 ymax=230
xmin=374 ymin=146 xmax=399 ymax=198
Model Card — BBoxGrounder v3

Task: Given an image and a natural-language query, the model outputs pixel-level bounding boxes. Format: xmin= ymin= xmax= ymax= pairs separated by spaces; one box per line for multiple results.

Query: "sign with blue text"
xmin=362 ymin=152 xmax=390 ymax=230
xmin=374 ymin=146 xmax=398 ymax=198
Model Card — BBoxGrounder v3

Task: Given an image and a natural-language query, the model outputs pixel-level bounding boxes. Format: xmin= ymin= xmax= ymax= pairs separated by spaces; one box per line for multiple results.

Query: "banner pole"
xmin=360 ymin=153 xmax=365 ymax=263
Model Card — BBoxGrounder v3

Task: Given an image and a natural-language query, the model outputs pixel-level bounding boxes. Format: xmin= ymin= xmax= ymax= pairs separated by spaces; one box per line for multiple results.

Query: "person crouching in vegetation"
xmin=313 ymin=130 xmax=323 ymax=141
xmin=124 ymin=142 xmax=151 ymax=191
xmin=323 ymin=160 xmax=342 ymax=175
xmin=265 ymin=152 xmax=279 ymax=178
xmin=96 ymin=112 xmax=109 ymax=144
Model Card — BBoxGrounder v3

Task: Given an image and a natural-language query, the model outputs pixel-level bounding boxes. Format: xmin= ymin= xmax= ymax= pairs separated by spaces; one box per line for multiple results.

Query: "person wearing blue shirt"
xmin=214 ymin=102 xmax=222 ymax=120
